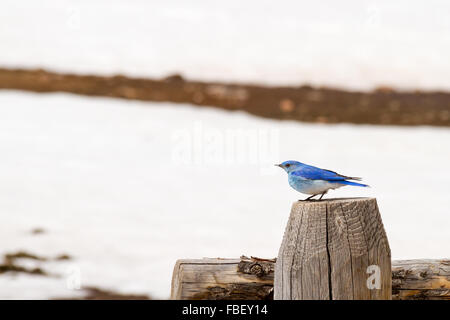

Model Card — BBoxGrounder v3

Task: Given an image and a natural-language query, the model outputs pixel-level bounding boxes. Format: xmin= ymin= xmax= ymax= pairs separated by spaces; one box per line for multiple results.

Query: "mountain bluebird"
xmin=275 ymin=160 xmax=368 ymax=200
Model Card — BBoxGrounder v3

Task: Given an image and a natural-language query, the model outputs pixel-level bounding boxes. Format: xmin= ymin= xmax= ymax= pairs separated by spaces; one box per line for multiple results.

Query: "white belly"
xmin=289 ymin=177 xmax=343 ymax=195
xmin=304 ymin=181 xmax=342 ymax=194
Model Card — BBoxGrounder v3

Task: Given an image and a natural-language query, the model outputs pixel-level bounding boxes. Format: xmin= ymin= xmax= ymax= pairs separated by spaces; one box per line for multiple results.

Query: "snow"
xmin=1 ymin=0 xmax=450 ymax=91
xmin=0 ymin=90 xmax=449 ymax=299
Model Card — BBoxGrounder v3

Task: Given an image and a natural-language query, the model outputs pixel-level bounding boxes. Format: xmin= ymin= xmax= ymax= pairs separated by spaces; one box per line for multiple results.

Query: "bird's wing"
xmin=291 ymin=165 xmax=360 ymax=181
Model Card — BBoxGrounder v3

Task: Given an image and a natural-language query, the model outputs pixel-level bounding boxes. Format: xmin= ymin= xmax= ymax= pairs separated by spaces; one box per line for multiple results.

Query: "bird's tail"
xmin=338 ymin=180 xmax=369 ymax=187
xmin=343 ymin=176 xmax=362 ymax=181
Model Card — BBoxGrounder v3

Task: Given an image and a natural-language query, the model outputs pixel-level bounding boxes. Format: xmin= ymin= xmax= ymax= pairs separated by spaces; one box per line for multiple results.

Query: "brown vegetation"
xmin=53 ymin=287 xmax=151 ymax=300
xmin=0 ymin=251 xmax=71 ymax=276
xmin=1 ymin=68 xmax=449 ymax=126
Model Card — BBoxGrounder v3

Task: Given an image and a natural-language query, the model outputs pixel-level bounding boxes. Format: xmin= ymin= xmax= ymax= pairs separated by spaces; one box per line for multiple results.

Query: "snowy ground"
xmin=0 ymin=90 xmax=449 ymax=299
xmin=1 ymin=0 xmax=450 ymax=91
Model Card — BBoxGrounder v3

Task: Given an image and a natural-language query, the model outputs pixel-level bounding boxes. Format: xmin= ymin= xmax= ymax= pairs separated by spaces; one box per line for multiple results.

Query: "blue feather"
xmin=290 ymin=165 xmax=359 ymax=181
xmin=336 ymin=180 xmax=368 ymax=187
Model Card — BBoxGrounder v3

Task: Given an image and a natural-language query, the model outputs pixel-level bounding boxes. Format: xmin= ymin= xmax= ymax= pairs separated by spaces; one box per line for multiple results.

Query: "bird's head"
xmin=275 ymin=160 xmax=302 ymax=173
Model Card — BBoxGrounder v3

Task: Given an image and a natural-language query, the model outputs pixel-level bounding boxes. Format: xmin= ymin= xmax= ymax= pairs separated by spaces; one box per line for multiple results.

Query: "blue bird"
xmin=275 ymin=160 xmax=368 ymax=200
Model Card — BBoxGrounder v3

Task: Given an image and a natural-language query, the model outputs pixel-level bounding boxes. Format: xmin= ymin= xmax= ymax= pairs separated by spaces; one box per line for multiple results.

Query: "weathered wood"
xmin=392 ymin=259 xmax=450 ymax=300
xmin=274 ymin=198 xmax=391 ymax=299
xmin=171 ymin=256 xmax=450 ymax=300
xmin=170 ymin=257 xmax=274 ymax=300
xmin=171 ymin=257 xmax=449 ymax=300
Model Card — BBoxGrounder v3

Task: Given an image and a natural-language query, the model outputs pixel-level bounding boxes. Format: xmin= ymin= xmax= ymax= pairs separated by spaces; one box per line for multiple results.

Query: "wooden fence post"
xmin=274 ymin=197 xmax=391 ymax=300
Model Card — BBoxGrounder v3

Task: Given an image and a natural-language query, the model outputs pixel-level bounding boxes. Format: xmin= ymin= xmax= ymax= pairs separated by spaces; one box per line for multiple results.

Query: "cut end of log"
xmin=295 ymin=197 xmax=375 ymax=204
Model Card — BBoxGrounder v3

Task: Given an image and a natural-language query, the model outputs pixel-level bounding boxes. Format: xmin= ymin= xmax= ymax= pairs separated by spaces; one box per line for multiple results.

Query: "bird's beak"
xmin=275 ymin=164 xmax=282 ymax=168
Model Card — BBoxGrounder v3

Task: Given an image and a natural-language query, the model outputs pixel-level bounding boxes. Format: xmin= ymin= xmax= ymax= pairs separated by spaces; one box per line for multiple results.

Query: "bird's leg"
xmin=305 ymin=194 xmax=319 ymax=201
xmin=318 ymin=191 xmax=327 ymax=200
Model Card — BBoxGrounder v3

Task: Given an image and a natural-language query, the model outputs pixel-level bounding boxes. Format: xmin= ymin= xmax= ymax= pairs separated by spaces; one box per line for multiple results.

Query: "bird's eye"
xmin=286 ymin=164 xmax=290 ymax=167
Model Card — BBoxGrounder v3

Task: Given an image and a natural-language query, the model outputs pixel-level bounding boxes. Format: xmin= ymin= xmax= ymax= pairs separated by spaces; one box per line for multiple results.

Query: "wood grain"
xmin=274 ymin=198 xmax=391 ymax=299
xmin=170 ymin=257 xmax=449 ymax=300
xmin=170 ymin=257 xmax=274 ymax=300
xmin=392 ymin=259 xmax=450 ymax=300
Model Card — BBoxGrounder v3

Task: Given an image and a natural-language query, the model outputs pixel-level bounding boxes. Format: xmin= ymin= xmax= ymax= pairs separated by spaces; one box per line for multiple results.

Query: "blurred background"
xmin=0 ymin=0 xmax=449 ymax=299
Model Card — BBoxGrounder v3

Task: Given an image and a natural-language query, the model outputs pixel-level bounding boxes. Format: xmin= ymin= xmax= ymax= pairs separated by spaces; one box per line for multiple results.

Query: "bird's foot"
xmin=318 ymin=191 xmax=328 ymax=201
xmin=304 ymin=194 xmax=319 ymax=201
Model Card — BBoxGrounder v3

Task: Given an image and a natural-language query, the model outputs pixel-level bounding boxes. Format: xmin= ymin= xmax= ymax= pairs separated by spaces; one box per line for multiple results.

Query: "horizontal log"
xmin=171 ymin=257 xmax=450 ymax=300
xmin=170 ymin=257 xmax=274 ymax=300
xmin=392 ymin=259 xmax=450 ymax=300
